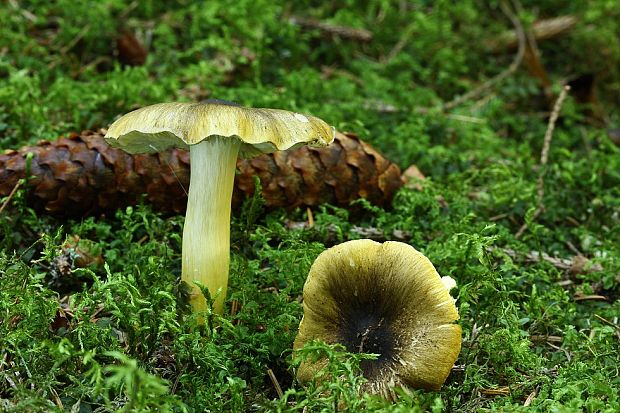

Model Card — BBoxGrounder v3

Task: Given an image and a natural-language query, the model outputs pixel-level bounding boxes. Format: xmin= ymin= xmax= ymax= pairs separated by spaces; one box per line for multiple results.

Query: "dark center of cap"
xmin=324 ymin=267 xmax=406 ymax=380
xmin=339 ymin=303 xmax=396 ymax=379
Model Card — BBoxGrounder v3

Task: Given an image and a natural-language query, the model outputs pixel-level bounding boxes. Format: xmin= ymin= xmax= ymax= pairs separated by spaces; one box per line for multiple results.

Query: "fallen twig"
xmin=495 ymin=247 xmax=603 ymax=274
xmin=594 ymin=315 xmax=620 ymax=340
xmin=573 ymin=293 xmax=607 ymax=302
xmin=49 ymin=387 xmax=64 ymax=409
xmin=441 ymin=0 xmax=526 ymax=111
xmin=267 ymin=368 xmax=284 ymax=399
xmin=593 ymin=314 xmax=620 ymax=331
xmin=288 ymin=16 xmax=372 ymax=42
xmin=486 ymin=15 xmax=578 ymax=52
xmin=284 ymin=221 xmax=411 ymax=243
xmin=479 ymin=386 xmax=510 ymax=396
xmin=0 ymin=352 xmax=8 ymax=373
xmin=530 ymin=335 xmax=562 ymax=343
xmin=230 ymin=299 xmax=240 ymax=318
xmin=171 ymin=364 xmax=185 ymax=395
xmin=516 ymin=84 xmax=570 ymax=238
xmin=0 ymin=180 xmax=21 ymax=215
xmin=524 ymin=386 xmax=538 ymax=407
xmin=383 ymin=22 xmax=415 ymax=63
xmin=283 ymin=223 xmax=611 ymax=277
xmin=523 ymin=27 xmax=553 ymax=102
xmin=8 ymin=0 xmax=37 ymax=22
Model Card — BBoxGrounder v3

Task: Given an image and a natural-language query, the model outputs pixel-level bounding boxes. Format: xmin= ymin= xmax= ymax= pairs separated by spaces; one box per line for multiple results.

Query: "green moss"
xmin=1 ymin=1 xmax=619 ymax=411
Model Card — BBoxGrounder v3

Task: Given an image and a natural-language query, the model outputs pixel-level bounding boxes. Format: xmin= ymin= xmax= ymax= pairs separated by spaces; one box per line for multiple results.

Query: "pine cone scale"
xmin=0 ymin=130 xmax=403 ymax=216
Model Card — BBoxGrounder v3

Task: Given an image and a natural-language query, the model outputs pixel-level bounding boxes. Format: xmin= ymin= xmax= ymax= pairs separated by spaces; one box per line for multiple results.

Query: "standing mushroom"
xmin=294 ymin=239 xmax=461 ymax=401
xmin=105 ymin=101 xmax=334 ymax=315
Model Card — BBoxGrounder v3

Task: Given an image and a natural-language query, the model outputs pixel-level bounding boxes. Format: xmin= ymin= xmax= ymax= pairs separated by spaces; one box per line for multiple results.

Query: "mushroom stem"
xmin=183 ymin=137 xmax=241 ymax=315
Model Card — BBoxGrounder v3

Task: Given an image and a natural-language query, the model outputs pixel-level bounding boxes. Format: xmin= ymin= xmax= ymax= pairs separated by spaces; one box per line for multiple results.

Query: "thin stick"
xmin=49 ymin=386 xmax=64 ymax=409
xmin=593 ymin=314 xmax=620 ymax=331
xmin=7 ymin=0 xmax=37 ymax=22
xmin=479 ymin=386 xmax=510 ymax=396
xmin=573 ymin=294 xmax=607 ymax=302
xmin=151 ymin=144 xmax=188 ymax=196
xmin=516 ymin=84 xmax=570 ymax=238
xmin=306 ymin=207 xmax=314 ymax=228
xmin=486 ymin=15 xmax=578 ymax=52
xmin=495 ymin=247 xmax=603 ymax=274
xmin=230 ymin=299 xmax=240 ymax=317
xmin=441 ymin=0 xmax=526 ymax=111
xmin=539 ymin=86 xmax=571 ymax=185
xmin=171 ymin=365 xmax=185 ymax=395
xmin=565 ymin=241 xmax=582 ymax=256
xmin=446 ymin=114 xmax=487 ymax=124
xmin=0 ymin=180 xmax=21 ymax=215
xmin=286 ymin=222 xmax=608 ymax=275
xmin=524 ymin=386 xmax=538 ymax=407
xmin=164 ymin=160 xmax=188 ymax=197
xmin=8 ymin=0 xmax=37 ymax=23
xmin=267 ymin=368 xmax=284 ymax=399
xmin=284 ymin=221 xmax=411 ymax=242
xmin=118 ymin=0 xmax=140 ymax=20
xmin=530 ymin=335 xmax=562 ymax=343
xmin=289 ymin=16 xmax=372 ymax=42
xmin=523 ymin=27 xmax=553 ymax=102
xmin=383 ymin=23 xmax=416 ymax=63
xmin=0 ymin=352 xmax=8 ymax=373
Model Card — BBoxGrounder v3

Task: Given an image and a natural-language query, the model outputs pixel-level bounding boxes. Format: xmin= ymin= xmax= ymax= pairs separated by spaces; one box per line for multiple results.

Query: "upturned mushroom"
xmin=294 ymin=239 xmax=461 ymax=400
xmin=105 ymin=101 xmax=334 ymax=314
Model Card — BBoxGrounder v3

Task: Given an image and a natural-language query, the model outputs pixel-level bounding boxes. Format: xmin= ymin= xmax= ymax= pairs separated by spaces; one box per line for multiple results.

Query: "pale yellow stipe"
xmin=183 ymin=138 xmax=240 ymax=315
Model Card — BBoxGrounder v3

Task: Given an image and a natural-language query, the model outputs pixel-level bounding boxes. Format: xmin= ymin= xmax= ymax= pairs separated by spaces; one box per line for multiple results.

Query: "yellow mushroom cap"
xmin=104 ymin=101 xmax=335 ymax=157
xmin=294 ymin=239 xmax=461 ymax=400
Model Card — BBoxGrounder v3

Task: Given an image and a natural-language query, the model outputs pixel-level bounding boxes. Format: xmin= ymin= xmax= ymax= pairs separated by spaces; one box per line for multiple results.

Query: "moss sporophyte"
xmin=105 ymin=101 xmax=335 ymax=315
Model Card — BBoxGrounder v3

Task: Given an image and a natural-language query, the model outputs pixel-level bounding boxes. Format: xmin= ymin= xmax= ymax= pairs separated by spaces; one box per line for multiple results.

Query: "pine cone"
xmin=0 ymin=130 xmax=403 ymax=217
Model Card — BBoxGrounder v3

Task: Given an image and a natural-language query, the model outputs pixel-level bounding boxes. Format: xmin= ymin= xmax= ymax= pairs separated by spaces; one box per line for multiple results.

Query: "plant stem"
xmin=183 ymin=137 xmax=240 ymax=315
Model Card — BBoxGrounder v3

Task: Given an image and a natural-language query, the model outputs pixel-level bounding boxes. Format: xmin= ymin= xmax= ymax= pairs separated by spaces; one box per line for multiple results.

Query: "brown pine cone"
xmin=0 ymin=130 xmax=403 ymax=217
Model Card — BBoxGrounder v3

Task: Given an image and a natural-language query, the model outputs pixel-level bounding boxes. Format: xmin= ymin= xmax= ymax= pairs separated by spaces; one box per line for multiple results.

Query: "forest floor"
xmin=1 ymin=1 xmax=619 ymax=412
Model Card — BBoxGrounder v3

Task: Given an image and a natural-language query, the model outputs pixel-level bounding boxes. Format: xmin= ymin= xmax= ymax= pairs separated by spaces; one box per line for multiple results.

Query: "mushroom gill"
xmin=294 ymin=239 xmax=461 ymax=401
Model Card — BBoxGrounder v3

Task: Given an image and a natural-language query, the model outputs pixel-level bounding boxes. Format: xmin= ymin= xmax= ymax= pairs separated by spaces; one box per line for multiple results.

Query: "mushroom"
xmin=293 ymin=239 xmax=461 ymax=400
xmin=105 ymin=101 xmax=334 ymax=314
